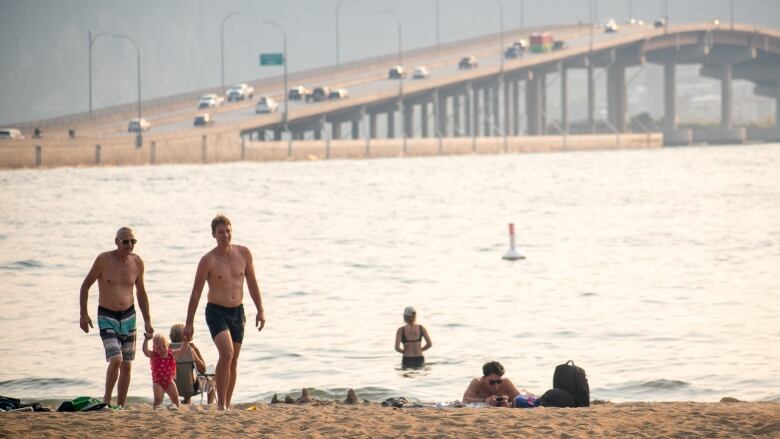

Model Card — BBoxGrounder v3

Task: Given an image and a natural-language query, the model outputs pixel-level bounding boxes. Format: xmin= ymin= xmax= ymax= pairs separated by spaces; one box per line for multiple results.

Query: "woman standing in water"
xmin=394 ymin=306 xmax=433 ymax=369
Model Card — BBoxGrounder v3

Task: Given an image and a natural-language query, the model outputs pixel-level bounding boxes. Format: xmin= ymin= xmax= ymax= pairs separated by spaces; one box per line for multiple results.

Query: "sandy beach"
xmin=2 ymin=400 xmax=778 ymax=438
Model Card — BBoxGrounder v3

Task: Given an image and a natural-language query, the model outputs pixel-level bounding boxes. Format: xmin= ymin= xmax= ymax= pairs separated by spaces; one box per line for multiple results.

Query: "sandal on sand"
xmin=381 ymin=397 xmax=409 ymax=408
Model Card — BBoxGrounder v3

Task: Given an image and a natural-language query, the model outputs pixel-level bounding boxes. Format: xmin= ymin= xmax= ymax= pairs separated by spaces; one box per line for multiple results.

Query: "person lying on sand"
xmin=462 ymin=361 xmax=522 ymax=407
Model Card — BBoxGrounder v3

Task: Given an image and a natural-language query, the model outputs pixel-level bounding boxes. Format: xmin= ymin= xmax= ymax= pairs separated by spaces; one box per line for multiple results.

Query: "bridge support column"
xmin=776 ymin=81 xmax=780 ymax=127
xmin=332 ymin=121 xmax=342 ymax=140
xmin=607 ymin=63 xmax=627 ymax=132
xmin=512 ymin=80 xmax=521 ymax=135
xmin=387 ymin=109 xmax=395 ymax=138
xmin=501 ymin=77 xmax=512 ymax=137
xmin=526 ymin=74 xmax=542 ymax=135
xmin=721 ymin=64 xmax=733 ymax=128
xmin=707 ymin=63 xmax=745 ymax=144
xmin=540 ymin=73 xmax=547 ymax=134
xmin=664 ymin=63 xmax=677 ymax=131
xmin=404 ymin=102 xmax=414 ymax=138
xmin=662 ymin=63 xmax=692 ymax=146
xmin=256 ymin=130 xmax=265 ymax=141
xmin=452 ymin=95 xmax=460 ymax=137
xmin=314 ymin=127 xmax=322 ymax=140
xmin=274 ymin=129 xmax=282 ymax=141
xmin=493 ymin=80 xmax=500 ymax=136
xmin=587 ymin=61 xmax=595 ymax=133
xmin=465 ymin=87 xmax=473 ymax=137
xmin=482 ymin=87 xmax=490 ymax=136
xmin=369 ymin=112 xmax=378 ymax=138
xmin=439 ymin=94 xmax=449 ymax=137
xmin=421 ymin=101 xmax=429 ymax=137
xmin=561 ymin=67 xmax=569 ymax=133
xmin=351 ymin=117 xmax=360 ymax=139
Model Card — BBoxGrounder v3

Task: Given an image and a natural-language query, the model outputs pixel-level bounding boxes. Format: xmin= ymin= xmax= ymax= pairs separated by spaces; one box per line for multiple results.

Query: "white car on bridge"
xmin=197 ymin=93 xmax=224 ymax=109
xmin=413 ymin=66 xmax=430 ymax=79
xmin=255 ymin=96 xmax=279 ymax=114
xmin=227 ymin=83 xmax=255 ymax=102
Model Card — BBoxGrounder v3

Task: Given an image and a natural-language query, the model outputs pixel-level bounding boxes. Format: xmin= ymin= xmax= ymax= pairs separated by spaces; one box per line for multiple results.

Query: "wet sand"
xmin=2 ymin=400 xmax=778 ymax=438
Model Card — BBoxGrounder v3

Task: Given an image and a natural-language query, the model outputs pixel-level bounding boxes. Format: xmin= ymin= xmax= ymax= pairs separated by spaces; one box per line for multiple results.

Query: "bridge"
xmin=238 ymin=22 xmax=780 ymax=147
xmin=4 ymin=21 xmax=780 ymax=168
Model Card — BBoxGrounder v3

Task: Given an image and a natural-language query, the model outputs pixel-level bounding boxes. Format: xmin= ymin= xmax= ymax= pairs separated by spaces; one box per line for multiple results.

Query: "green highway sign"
xmin=260 ymin=53 xmax=284 ymax=66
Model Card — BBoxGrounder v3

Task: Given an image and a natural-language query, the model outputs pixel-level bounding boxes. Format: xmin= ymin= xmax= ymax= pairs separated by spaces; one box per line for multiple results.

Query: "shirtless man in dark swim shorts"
xmin=184 ymin=215 xmax=265 ymax=410
xmin=79 ymin=227 xmax=154 ymax=408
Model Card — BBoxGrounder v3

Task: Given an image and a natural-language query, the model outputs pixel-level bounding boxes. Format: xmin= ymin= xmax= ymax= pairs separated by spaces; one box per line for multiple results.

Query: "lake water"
xmin=1 ymin=144 xmax=779 ymax=404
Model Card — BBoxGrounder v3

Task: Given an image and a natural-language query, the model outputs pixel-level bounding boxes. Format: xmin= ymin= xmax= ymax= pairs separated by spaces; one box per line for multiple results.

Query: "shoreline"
xmin=1 ymin=401 xmax=778 ymax=438
xmin=0 ymin=133 xmax=661 ymax=170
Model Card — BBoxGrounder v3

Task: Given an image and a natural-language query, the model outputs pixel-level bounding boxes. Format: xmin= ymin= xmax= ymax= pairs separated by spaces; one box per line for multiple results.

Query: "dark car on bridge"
xmin=307 ymin=86 xmax=331 ymax=102
xmin=288 ymin=86 xmax=311 ymax=101
xmin=505 ymin=46 xmax=523 ymax=59
xmin=459 ymin=56 xmax=478 ymax=69
xmin=388 ymin=65 xmax=406 ymax=79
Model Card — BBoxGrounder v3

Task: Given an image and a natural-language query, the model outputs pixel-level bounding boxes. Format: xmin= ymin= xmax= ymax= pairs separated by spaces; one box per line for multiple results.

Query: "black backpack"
xmin=538 ymin=388 xmax=576 ymax=407
xmin=552 ymin=360 xmax=590 ymax=407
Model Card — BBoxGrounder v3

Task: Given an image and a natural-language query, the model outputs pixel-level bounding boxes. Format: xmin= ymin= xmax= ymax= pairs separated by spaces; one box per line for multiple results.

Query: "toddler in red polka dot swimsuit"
xmin=142 ymin=332 xmax=186 ymax=409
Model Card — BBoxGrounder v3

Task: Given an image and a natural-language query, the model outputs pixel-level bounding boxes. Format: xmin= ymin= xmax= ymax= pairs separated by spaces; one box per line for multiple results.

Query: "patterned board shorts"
xmin=98 ymin=305 xmax=137 ymax=362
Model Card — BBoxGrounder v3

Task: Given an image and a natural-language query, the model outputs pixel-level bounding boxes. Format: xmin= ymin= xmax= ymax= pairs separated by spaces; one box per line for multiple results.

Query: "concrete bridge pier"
xmin=721 ymin=63 xmax=733 ymax=128
xmin=607 ymin=63 xmax=627 ymax=133
xmin=274 ymin=128 xmax=282 ymax=141
xmin=452 ymin=94 xmax=461 ymax=137
xmin=776 ymin=81 xmax=780 ymax=127
xmin=331 ymin=121 xmax=342 ymax=140
xmin=561 ymin=67 xmax=568 ymax=133
xmin=420 ymin=100 xmax=430 ymax=137
xmin=465 ymin=84 xmax=473 ymax=137
xmin=511 ymin=79 xmax=521 ymax=135
xmin=351 ymin=116 xmax=360 ymax=139
xmin=387 ymin=108 xmax=396 ymax=138
xmin=587 ymin=61 xmax=595 ymax=133
xmin=403 ymin=102 xmax=414 ymax=138
xmin=479 ymin=87 xmax=488 ymax=136
xmin=662 ymin=63 xmax=692 ymax=146
xmin=526 ymin=72 xmax=544 ymax=135
xmin=493 ymin=77 xmax=506 ymax=136
xmin=540 ymin=74 xmax=547 ymax=134
xmin=437 ymin=92 xmax=448 ymax=137
xmin=368 ymin=111 xmax=378 ymax=138
xmin=708 ymin=63 xmax=745 ymax=144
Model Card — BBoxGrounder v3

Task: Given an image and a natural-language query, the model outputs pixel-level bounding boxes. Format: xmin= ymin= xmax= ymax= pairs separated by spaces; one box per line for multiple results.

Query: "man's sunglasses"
xmin=488 ymin=378 xmax=503 ymax=385
xmin=121 ymin=239 xmax=137 ymax=245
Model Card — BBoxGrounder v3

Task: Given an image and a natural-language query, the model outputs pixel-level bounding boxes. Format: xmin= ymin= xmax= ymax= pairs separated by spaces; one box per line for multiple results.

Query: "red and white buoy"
xmin=502 ymin=223 xmax=525 ymax=261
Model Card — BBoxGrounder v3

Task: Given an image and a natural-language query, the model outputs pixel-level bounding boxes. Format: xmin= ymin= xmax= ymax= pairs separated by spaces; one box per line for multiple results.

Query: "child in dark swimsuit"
xmin=394 ymin=306 xmax=433 ymax=369
xmin=142 ymin=333 xmax=186 ymax=409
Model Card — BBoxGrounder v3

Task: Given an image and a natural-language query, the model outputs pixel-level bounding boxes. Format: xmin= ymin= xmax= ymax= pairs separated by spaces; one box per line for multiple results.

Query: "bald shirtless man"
xmin=184 ymin=215 xmax=265 ymax=410
xmin=79 ymin=227 xmax=153 ymax=408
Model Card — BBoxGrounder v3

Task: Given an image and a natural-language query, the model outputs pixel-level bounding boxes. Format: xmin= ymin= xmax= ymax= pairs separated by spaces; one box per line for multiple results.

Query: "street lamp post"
xmin=221 ymin=12 xmax=241 ymax=95
xmin=262 ymin=21 xmax=289 ymax=144
xmin=495 ymin=0 xmax=504 ymax=73
xmin=730 ymin=0 xmax=734 ymax=31
xmin=520 ymin=0 xmax=525 ymax=30
xmin=435 ymin=0 xmax=440 ymax=49
xmin=113 ymin=34 xmax=142 ymax=123
xmin=380 ymin=10 xmax=405 ymax=153
xmin=88 ymin=30 xmax=111 ymax=118
xmin=336 ymin=0 xmax=346 ymax=71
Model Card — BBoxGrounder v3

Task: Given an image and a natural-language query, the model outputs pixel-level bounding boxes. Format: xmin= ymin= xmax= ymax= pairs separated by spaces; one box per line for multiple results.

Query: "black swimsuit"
xmin=401 ymin=326 xmax=425 ymax=369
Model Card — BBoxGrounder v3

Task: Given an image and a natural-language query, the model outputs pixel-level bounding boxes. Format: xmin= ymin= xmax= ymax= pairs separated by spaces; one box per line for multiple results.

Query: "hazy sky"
xmin=1 ymin=0 xmax=778 ymax=125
